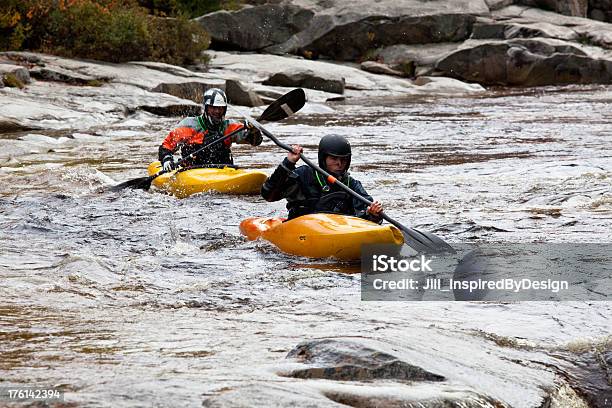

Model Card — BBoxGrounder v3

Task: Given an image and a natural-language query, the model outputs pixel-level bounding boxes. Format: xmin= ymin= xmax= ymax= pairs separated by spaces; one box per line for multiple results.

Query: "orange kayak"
xmin=240 ymin=213 xmax=404 ymax=260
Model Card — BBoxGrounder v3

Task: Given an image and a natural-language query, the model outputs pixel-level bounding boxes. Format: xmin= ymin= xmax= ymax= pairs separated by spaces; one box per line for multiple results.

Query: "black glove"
xmin=161 ymin=156 xmax=177 ymax=172
xmin=246 ymin=123 xmax=263 ymax=146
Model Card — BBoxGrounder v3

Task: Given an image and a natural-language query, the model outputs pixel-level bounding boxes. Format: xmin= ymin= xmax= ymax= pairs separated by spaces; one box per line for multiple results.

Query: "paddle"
xmin=231 ymin=106 xmax=455 ymax=254
xmin=110 ymin=88 xmax=306 ymax=192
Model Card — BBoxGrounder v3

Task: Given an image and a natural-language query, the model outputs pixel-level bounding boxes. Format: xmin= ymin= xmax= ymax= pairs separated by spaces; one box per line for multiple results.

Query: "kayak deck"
xmin=147 ymin=162 xmax=267 ymax=198
xmin=240 ymin=213 xmax=404 ymax=260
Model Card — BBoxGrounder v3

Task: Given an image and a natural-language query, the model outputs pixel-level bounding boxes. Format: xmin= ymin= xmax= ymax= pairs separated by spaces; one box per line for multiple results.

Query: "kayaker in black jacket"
xmin=261 ymin=134 xmax=383 ymax=222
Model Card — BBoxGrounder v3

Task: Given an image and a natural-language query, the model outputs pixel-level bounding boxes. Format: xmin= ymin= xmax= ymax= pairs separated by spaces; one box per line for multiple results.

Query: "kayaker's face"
xmin=206 ymin=106 xmax=225 ymax=123
xmin=325 ymin=155 xmax=349 ymax=175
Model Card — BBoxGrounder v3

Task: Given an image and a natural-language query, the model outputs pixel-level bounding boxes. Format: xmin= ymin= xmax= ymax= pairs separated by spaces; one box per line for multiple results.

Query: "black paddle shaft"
xmin=233 ymin=112 xmax=455 ymax=254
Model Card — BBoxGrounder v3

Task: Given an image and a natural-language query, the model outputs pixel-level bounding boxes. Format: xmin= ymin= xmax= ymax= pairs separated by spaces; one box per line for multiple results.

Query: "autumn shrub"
xmin=0 ymin=0 xmax=211 ymax=65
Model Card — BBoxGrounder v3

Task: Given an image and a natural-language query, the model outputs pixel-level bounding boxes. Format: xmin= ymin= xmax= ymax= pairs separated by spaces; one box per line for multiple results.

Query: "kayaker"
xmin=158 ymin=88 xmax=263 ymax=171
xmin=262 ymin=134 xmax=384 ymax=222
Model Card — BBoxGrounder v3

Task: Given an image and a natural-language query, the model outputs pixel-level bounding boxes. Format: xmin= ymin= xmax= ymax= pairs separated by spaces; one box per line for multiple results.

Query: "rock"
xmin=210 ymin=50 xmax=484 ymax=97
xmin=412 ymin=76 xmax=486 ymax=93
xmin=150 ymin=82 xmax=223 ymax=104
xmin=436 ymin=39 xmax=612 ymax=86
xmin=485 ymin=0 xmax=514 ymax=10
xmin=360 ymin=61 xmax=407 ymax=77
xmin=225 ymin=79 xmax=265 ymax=107
xmin=471 ymin=20 xmax=578 ymax=41
xmin=376 ymin=43 xmax=462 ymax=70
xmin=551 ymin=348 xmax=612 ymax=408
xmin=263 ymin=69 xmax=345 ymax=94
xmin=138 ymin=104 xmax=201 ymax=117
xmin=283 ymin=339 xmax=445 ymax=382
xmin=590 ymin=8 xmax=606 ymax=21
xmin=0 ymin=51 xmax=43 ymax=65
xmin=518 ymin=0 xmax=587 ymax=17
xmin=196 ymin=5 xmax=314 ymax=50
xmin=0 ymin=64 xmax=31 ymax=85
xmin=128 ymin=61 xmax=209 ymax=78
xmin=270 ymin=13 xmax=477 ymax=61
xmin=589 ymin=0 xmax=612 ymax=22
xmin=200 ymin=1 xmax=488 ymax=61
xmin=320 ymin=383 xmax=510 ymax=408
xmin=29 ymin=66 xmax=103 ymax=85
xmin=0 ymin=118 xmax=37 ymax=134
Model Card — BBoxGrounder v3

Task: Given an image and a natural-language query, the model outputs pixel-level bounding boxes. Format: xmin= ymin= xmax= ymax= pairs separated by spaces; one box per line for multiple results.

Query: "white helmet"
xmin=202 ymin=88 xmax=227 ymax=127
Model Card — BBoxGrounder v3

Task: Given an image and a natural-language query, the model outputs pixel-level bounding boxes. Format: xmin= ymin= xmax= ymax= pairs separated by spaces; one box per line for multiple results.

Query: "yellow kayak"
xmin=240 ymin=213 xmax=404 ymax=260
xmin=147 ymin=162 xmax=267 ymax=198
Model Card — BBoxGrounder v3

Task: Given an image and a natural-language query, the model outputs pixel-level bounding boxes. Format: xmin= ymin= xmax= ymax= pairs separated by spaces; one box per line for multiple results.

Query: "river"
xmin=1 ymin=85 xmax=610 ymax=407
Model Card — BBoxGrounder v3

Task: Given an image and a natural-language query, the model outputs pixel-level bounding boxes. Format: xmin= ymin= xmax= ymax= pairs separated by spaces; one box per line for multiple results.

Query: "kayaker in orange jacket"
xmin=262 ymin=134 xmax=384 ymax=222
xmin=158 ymin=88 xmax=262 ymax=171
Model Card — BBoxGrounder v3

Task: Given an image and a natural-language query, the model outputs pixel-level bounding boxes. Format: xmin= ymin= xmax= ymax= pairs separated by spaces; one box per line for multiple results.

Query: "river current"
xmin=0 ymin=85 xmax=610 ymax=407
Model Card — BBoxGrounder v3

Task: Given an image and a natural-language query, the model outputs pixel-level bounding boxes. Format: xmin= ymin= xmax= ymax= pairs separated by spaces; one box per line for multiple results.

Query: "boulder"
xmin=0 ymin=64 xmax=31 ymax=85
xmin=29 ymin=66 xmax=103 ymax=85
xmin=263 ymin=69 xmax=345 ymax=94
xmin=485 ymin=0 xmax=514 ymax=10
xmin=269 ymin=13 xmax=477 ymax=61
xmin=150 ymin=82 xmax=223 ymax=104
xmin=376 ymin=43 xmax=462 ymax=70
xmin=471 ymin=20 xmax=578 ymax=41
xmin=360 ymin=61 xmax=410 ymax=77
xmin=0 ymin=118 xmax=37 ymax=134
xmin=436 ymin=39 xmax=612 ymax=86
xmin=283 ymin=339 xmax=445 ymax=382
xmin=225 ymin=79 xmax=264 ymax=107
xmin=195 ymin=5 xmax=314 ymax=50
xmin=518 ymin=0 xmax=588 ymax=17
xmin=589 ymin=0 xmax=612 ymax=22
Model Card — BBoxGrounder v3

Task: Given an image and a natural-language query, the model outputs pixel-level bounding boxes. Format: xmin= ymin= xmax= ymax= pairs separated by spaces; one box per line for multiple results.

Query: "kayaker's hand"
xmin=287 ymin=145 xmax=303 ymax=163
xmin=162 ymin=157 xmax=176 ymax=172
xmin=367 ymin=201 xmax=383 ymax=217
xmin=246 ymin=123 xmax=263 ymax=146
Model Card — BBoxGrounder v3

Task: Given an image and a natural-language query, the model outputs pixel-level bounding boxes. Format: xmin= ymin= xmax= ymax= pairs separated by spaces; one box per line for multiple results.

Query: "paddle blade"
xmin=258 ymin=88 xmax=306 ymax=122
xmin=109 ymin=175 xmax=155 ymax=192
xmin=401 ymin=227 xmax=456 ymax=254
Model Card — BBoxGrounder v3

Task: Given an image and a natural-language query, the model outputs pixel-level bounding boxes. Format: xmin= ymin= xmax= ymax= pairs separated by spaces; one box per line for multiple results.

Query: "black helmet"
xmin=318 ymin=134 xmax=351 ymax=174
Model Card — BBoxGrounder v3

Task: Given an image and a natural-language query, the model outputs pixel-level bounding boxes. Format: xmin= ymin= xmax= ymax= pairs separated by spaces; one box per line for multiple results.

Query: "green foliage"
xmin=147 ymin=15 xmax=211 ymax=64
xmin=135 ymin=0 xmax=243 ymax=18
xmin=3 ymin=73 xmax=25 ymax=88
xmin=44 ymin=1 xmax=151 ymax=62
xmin=396 ymin=60 xmax=416 ymax=77
xmin=0 ymin=0 xmax=211 ymax=65
xmin=172 ymin=0 xmax=243 ymax=18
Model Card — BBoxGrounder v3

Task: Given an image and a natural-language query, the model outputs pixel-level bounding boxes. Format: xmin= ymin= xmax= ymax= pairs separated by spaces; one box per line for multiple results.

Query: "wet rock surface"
xmin=263 ymin=69 xmax=346 ymax=94
xmin=436 ymin=38 xmax=612 ymax=86
xmin=225 ymin=79 xmax=265 ymax=107
xmin=284 ymin=339 xmax=445 ymax=382
xmin=0 ymin=50 xmax=483 ymax=135
xmin=196 ymin=4 xmax=314 ymax=51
